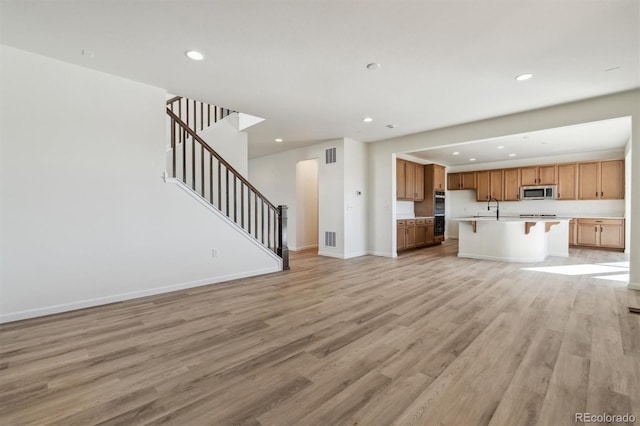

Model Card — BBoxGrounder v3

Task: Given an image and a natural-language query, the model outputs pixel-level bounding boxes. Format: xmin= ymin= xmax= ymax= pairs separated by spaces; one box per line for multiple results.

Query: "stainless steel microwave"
xmin=520 ymin=185 xmax=557 ymax=200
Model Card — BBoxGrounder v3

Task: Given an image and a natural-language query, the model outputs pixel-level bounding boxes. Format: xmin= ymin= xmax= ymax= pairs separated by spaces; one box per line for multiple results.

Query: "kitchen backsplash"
xmin=396 ymin=201 xmax=416 ymax=219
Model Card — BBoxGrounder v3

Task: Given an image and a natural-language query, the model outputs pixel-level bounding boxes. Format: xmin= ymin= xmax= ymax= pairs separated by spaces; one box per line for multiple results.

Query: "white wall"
xmin=249 ymin=139 xmax=345 ymax=255
xmin=197 ymin=113 xmax=249 ymax=178
xmin=295 ymin=159 xmax=319 ymax=250
xmin=343 ymin=138 xmax=368 ymax=258
xmin=0 ymin=45 xmax=280 ymax=322
xmin=367 ymin=89 xmax=640 ymax=289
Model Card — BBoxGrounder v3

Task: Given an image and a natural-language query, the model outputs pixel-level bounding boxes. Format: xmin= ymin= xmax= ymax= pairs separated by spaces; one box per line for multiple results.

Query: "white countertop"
xmin=454 ymin=216 xmax=572 ymax=222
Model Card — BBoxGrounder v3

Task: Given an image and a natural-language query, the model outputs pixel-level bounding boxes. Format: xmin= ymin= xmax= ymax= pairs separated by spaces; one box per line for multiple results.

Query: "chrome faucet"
xmin=487 ymin=197 xmax=500 ymax=220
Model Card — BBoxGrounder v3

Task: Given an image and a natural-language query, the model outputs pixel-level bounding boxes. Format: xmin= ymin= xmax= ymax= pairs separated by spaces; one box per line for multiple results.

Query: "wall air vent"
xmin=325 ymin=231 xmax=337 ymax=247
xmin=325 ymin=147 xmax=337 ymax=164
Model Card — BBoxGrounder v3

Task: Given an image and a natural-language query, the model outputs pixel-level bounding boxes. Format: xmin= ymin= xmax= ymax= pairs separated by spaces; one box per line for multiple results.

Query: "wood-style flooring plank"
xmin=1 ymin=242 xmax=638 ymax=425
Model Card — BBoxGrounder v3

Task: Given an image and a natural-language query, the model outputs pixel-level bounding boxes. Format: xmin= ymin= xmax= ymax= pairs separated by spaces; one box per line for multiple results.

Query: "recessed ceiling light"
xmin=509 ymin=153 xmax=517 ymax=157
xmin=515 ymin=73 xmax=533 ymax=81
xmin=386 ymin=124 xmax=396 ymax=129
xmin=366 ymin=63 xmax=381 ymax=70
xmin=363 ymin=117 xmax=373 ymax=123
xmin=275 ymin=138 xmax=283 ymax=143
xmin=452 ymin=152 xmax=460 ymax=155
xmin=185 ymin=50 xmax=205 ymax=61
xmin=497 ymin=146 xmax=504 ymax=149
xmin=469 ymin=158 xmax=476 ymax=161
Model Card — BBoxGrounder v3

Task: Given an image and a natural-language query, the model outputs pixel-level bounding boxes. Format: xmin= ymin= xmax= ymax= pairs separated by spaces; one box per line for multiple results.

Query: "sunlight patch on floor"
xmin=521 ymin=264 xmax=628 ymax=276
xmin=593 ymin=274 xmax=630 ymax=282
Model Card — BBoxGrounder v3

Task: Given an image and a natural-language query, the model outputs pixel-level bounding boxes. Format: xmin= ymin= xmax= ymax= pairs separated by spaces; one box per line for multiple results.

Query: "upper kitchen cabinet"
xmin=424 ymin=164 xmax=445 ymax=194
xmin=476 ymin=169 xmax=503 ymax=201
xmin=503 ymin=168 xmax=521 ymax=201
xmin=396 ymin=159 xmax=406 ymax=199
xmin=396 ymin=159 xmax=425 ymax=201
xmin=557 ymin=163 xmax=578 ymax=200
xmin=600 ymin=160 xmax=624 ymax=199
xmin=415 ymin=163 xmax=446 ymax=217
xmin=578 ymin=160 xmax=624 ymax=200
xmin=520 ymin=165 xmax=556 ymax=186
xmin=447 ymin=172 xmax=476 ymax=190
xmin=433 ymin=164 xmax=445 ymax=191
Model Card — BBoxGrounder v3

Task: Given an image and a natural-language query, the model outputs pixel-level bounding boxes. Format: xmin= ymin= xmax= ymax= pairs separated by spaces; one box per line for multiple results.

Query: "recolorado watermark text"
xmin=575 ymin=412 xmax=636 ymax=423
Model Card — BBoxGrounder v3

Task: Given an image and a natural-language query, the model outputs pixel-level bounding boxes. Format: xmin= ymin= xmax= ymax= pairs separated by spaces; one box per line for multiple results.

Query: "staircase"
xmin=166 ymin=96 xmax=289 ymax=270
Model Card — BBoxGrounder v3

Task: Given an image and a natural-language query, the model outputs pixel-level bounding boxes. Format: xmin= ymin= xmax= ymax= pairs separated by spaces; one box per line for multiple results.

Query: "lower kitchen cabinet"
xmin=406 ymin=220 xmax=416 ymax=249
xmin=415 ymin=219 xmax=427 ymax=246
xmin=569 ymin=219 xmax=577 ymax=246
xmin=397 ymin=218 xmax=439 ymax=251
xmin=575 ymin=218 xmax=624 ymax=249
xmin=397 ymin=220 xmax=406 ymax=250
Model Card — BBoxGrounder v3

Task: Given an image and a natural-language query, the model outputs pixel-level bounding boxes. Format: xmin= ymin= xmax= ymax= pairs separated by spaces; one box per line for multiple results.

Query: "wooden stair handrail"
xmin=166 ymin=108 xmax=278 ymax=212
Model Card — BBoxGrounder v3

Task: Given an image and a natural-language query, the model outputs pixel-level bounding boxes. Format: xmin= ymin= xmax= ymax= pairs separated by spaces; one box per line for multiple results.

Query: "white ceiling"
xmin=1 ymin=1 xmax=638 ymax=159
xmin=408 ymin=116 xmax=631 ymax=166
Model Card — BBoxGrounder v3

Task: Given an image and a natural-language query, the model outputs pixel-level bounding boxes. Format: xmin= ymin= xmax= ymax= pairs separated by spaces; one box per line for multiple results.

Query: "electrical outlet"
xmin=212 ymin=249 xmax=218 ymax=258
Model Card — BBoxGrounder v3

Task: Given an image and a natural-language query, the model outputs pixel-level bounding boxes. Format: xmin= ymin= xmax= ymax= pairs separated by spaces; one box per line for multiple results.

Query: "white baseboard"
xmin=367 ymin=251 xmax=397 ymax=258
xmin=317 ymin=251 xmax=345 ymax=259
xmin=292 ymin=244 xmax=318 ymax=251
xmin=344 ymin=251 xmax=368 ymax=259
xmin=0 ymin=266 xmax=280 ymax=324
xmin=629 ymin=281 xmax=640 ymax=291
xmin=457 ymin=253 xmax=545 ymax=263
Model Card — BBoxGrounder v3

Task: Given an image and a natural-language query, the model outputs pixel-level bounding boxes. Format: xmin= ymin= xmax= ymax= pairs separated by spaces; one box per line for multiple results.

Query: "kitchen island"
xmin=453 ymin=217 xmax=572 ymax=262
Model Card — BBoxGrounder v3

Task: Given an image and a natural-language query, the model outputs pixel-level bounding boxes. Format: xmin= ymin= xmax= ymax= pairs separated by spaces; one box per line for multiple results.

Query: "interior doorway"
xmin=295 ymin=158 xmax=319 ymax=252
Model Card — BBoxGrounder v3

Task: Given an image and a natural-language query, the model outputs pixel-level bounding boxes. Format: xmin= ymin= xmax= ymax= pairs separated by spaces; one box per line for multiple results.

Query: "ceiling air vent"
xmin=325 ymin=231 xmax=337 ymax=247
xmin=325 ymin=147 xmax=337 ymax=164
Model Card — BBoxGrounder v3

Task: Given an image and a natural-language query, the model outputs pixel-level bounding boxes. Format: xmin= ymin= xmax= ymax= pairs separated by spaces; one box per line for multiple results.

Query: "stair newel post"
xmin=277 ymin=205 xmax=290 ymax=270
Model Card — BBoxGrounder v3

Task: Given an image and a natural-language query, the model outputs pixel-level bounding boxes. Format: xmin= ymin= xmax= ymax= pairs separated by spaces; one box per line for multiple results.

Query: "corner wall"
xmin=0 ymin=45 xmax=280 ymax=322
xmin=249 ymin=139 xmax=345 ymax=255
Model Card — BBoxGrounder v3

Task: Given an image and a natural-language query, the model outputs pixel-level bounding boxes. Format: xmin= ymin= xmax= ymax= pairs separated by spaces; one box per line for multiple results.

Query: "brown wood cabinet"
xmin=475 ymin=169 xmax=504 ymax=201
xmin=416 ymin=164 xmax=446 ymax=217
xmin=397 ymin=218 xmax=437 ymax=251
xmin=461 ymin=159 xmax=623 ymax=202
xmin=475 ymin=171 xmax=490 ymax=201
xmin=396 ymin=159 xmax=406 ymax=199
xmin=503 ymin=168 xmax=520 ymax=201
xmin=557 ymin=163 xmax=577 ymax=200
xmin=575 ymin=218 xmax=624 ymax=249
xmin=406 ymin=220 xmax=416 ymax=249
xmin=578 ymin=160 xmax=624 ymax=200
xmin=433 ymin=165 xmax=445 ymax=191
xmin=447 ymin=172 xmax=476 ymax=190
xmin=569 ymin=219 xmax=577 ymax=246
xmin=397 ymin=220 xmax=406 ymax=250
xmin=396 ymin=159 xmax=425 ymax=201
xmin=405 ymin=162 xmax=416 ymax=200
xmin=425 ymin=219 xmax=434 ymax=244
xmin=415 ymin=219 xmax=426 ymax=246
xmin=600 ymin=160 xmax=624 ymax=199
xmin=415 ymin=166 xmax=425 ymax=201
xmin=521 ymin=165 xmax=556 ymax=185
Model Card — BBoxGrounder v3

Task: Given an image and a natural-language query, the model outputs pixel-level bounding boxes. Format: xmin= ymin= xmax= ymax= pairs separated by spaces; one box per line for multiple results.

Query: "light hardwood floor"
xmin=1 ymin=241 xmax=639 ymax=425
